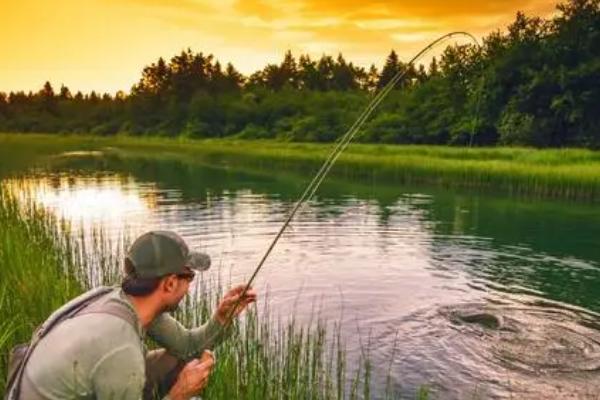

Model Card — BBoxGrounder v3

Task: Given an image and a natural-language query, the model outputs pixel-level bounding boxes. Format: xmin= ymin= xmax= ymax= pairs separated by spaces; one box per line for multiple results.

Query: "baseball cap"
xmin=126 ymin=231 xmax=211 ymax=278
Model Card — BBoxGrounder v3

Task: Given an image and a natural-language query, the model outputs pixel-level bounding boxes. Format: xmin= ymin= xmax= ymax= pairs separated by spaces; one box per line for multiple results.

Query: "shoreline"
xmin=2 ymin=133 xmax=599 ymax=202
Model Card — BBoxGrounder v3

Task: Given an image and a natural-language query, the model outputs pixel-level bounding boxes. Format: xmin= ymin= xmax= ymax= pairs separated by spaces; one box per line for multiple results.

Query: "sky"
xmin=0 ymin=0 xmax=557 ymax=94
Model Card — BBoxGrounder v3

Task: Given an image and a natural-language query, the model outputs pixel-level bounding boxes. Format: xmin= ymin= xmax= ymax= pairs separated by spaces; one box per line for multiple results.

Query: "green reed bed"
xmin=0 ymin=188 xmax=83 ymax=395
xmin=0 ymin=185 xmax=402 ymax=399
xmin=108 ymin=137 xmax=600 ymax=202
xmin=2 ymin=133 xmax=600 ymax=201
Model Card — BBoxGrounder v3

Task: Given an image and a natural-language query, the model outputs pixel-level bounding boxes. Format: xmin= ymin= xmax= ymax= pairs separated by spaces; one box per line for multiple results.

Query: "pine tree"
xmin=38 ymin=81 xmax=57 ymax=113
xmin=0 ymin=92 xmax=7 ymax=115
xmin=377 ymin=50 xmax=400 ymax=89
xmin=59 ymin=84 xmax=72 ymax=100
xmin=39 ymin=81 xmax=55 ymax=99
xmin=429 ymin=56 xmax=440 ymax=76
xmin=365 ymin=64 xmax=379 ymax=92
xmin=224 ymin=63 xmax=244 ymax=90
xmin=317 ymin=55 xmax=335 ymax=90
xmin=332 ymin=54 xmax=356 ymax=90
xmin=417 ymin=64 xmax=428 ymax=83
xmin=298 ymin=54 xmax=318 ymax=90
xmin=280 ymin=50 xmax=299 ymax=88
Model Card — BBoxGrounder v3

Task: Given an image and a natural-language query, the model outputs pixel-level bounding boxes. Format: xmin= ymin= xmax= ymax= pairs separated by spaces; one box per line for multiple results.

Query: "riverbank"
xmin=2 ymin=133 xmax=599 ymax=202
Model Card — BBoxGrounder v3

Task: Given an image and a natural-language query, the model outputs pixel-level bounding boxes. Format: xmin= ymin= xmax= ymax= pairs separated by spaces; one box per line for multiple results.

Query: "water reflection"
xmin=5 ymin=153 xmax=600 ymax=399
xmin=3 ymin=174 xmax=154 ymax=225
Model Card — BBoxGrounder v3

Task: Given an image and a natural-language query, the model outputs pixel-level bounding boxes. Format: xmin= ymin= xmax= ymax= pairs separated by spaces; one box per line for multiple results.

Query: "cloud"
xmin=159 ymin=0 xmax=555 ymax=46
xmin=104 ymin=0 xmax=216 ymax=14
xmin=140 ymin=0 xmax=557 ymax=69
xmin=3 ymin=0 xmax=558 ymax=93
xmin=391 ymin=32 xmax=438 ymax=43
xmin=354 ymin=18 xmax=431 ymax=31
xmin=298 ymin=0 xmax=555 ymax=19
xmin=234 ymin=0 xmax=282 ymax=20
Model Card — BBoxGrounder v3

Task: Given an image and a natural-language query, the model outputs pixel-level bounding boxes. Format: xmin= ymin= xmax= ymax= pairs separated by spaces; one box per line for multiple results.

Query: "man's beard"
xmin=162 ymin=296 xmax=184 ymax=313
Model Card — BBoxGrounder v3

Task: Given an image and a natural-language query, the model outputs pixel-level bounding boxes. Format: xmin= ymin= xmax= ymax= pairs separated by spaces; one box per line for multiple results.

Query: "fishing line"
xmin=206 ymin=31 xmax=483 ymax=347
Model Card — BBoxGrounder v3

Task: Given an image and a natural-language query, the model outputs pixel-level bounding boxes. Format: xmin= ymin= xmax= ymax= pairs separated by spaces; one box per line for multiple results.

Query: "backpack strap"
xmin=35 ymin=286 xmax=116 ymax=342
xmin=5 ymin=286 xmax=121 ymax=400
xmin=77 ymin=299 xmax=138 ymax=331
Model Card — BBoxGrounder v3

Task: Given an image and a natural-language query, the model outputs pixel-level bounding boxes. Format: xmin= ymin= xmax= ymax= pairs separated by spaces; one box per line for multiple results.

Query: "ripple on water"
xmin=438 ymin=297 xmax=600 ymax=398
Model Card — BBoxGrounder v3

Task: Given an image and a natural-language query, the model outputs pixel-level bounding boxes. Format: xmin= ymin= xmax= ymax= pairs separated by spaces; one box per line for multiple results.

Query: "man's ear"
xmin=160 ymin=275 xmax=178 ymax=293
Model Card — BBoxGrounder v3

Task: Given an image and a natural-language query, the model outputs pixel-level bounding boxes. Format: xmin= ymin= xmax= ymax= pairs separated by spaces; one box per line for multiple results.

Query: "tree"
xmin=0 ymin=92 xmax=7 ymax=116
xmin=263 ymin=64 xmax=286 ymax=90
xmin=133 ymin=57 xmax=169 ymax=95
xmin=39 ymin=81 xmax=55 ymax=99
xmin=38 ymin=81 xmax=57 ymax=114
xmin=316 ymin=55 xmax=335 ymax=90
xmin=429 ymin=56 xmax=440 ymax=76
xmin=224 ymin=63 xmax=244 ymax=91
xmin=298 ymin=54 xmax=319 ymax=90
xmin=378 ymin=50 xmax=402 ymax=89
xmin=417 ymin=64 xmax=428 ymax=83
xmin=58 ymin=84 xmax=72 ymax=100
xmin=332 ymin=54 xmax=357 ymax=90
xmin=280 ymin=50 xmax=299 ymax=89
xmin=88 ymin=91 xmax=99 ymax=103
xmin=365 ymin=64 xmax=379 ymax=92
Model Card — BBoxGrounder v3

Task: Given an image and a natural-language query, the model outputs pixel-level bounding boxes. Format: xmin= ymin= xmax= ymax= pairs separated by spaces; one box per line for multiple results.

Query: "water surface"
xmin=4 ymin=150 xmax=600 ymax=399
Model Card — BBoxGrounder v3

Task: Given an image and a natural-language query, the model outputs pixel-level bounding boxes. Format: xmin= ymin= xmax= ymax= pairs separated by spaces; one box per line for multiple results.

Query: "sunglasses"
xmin=176 ymin=268 xmax=196 ymax=282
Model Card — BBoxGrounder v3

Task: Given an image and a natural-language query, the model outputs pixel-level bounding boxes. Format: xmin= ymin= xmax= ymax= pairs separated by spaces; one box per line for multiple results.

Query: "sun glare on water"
xmin=2 ymin=175 xmax=155 ymax=231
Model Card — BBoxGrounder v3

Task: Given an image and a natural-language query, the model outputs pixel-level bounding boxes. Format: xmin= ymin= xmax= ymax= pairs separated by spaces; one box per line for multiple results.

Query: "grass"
xmin=0 ymin=183 xmax=407 ymax=399
xmin=0 ymin=188 xmax=83 ymax=394
xmin=2 ymin=132 xmax=600 ymax=202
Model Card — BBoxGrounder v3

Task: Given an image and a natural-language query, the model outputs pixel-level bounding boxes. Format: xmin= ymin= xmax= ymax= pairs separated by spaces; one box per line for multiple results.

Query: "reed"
xmin=0 ymin=188 xmax=83 ymax=394
xmin=108 ymin=136 xmax=600 ymax=202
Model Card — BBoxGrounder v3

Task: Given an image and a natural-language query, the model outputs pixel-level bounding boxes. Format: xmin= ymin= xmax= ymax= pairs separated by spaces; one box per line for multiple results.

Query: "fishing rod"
xmin=212 ymin=30 xmax=483 ymax=335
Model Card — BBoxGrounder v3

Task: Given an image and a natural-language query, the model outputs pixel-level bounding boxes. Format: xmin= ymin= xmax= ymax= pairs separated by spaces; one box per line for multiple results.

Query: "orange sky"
xmin=0 ymin=0 xmax=557 ymax=94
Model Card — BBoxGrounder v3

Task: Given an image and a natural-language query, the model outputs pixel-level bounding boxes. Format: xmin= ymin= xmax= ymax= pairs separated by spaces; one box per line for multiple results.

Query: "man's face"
xmin=161 ymin=267 xmax=195 ymax=312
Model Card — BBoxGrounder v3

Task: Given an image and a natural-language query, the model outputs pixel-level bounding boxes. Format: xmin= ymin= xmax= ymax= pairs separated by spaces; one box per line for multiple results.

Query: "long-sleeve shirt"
xmin=19 ymin=286 xmax=227 ymax=400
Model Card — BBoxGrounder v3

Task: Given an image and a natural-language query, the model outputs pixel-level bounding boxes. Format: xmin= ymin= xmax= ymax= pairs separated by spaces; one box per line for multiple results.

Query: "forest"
xmin=0 ymin=0 xmax=598 ymax=148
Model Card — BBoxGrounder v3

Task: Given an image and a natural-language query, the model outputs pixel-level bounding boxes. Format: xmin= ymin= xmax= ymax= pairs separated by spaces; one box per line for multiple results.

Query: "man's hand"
xmin=168 ymin=351 xmax=214 ymax=400
xmin=215 ymin=284 xmax=257 ymax=325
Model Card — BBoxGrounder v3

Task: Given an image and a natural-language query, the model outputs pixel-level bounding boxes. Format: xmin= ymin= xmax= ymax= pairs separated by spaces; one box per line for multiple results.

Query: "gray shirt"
xmin=20 ymin=287 xmax=226 ymax=399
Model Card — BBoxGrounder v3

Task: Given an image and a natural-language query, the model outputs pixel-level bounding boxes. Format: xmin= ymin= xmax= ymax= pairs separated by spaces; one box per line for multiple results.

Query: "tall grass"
xmin=2 ymin=133 xmax=599 ymax=202
xmin=0 ymin=188 xmax=83 ymax=394
xmin=0 ymin=185 xmax=404 ymax=399
xmin=139 ymin=139 xmax=600 ymax=202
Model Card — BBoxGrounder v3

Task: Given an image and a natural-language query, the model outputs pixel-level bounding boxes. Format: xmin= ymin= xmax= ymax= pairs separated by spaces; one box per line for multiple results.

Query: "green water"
xmin=2 ymin=140 xmax=600 ymax=399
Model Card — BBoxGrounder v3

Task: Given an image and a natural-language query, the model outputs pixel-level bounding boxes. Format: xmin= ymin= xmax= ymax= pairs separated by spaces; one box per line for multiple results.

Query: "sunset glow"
xmin=1 ymin=0 xmax=557 ymax=94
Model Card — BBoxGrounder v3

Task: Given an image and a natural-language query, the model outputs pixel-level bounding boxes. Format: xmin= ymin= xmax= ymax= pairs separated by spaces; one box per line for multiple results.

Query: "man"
xmin=17 ymin=230 xmax=257 ymax=399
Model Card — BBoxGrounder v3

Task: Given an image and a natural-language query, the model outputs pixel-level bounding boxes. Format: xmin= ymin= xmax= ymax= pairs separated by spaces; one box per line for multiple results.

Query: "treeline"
xmin=0 ymin=0 xmax=598 ymax=147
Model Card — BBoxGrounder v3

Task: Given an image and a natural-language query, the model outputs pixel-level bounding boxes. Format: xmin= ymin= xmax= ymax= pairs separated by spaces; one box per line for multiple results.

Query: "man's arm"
xmin=147 ymin=284 xmax=257 ymax=361
xmin=147 ymin=313 xmax=228 ymax=361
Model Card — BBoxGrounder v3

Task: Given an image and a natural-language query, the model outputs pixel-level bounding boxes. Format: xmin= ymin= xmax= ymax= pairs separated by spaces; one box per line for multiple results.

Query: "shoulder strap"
xmin=77 ymin=299 xmax=138 ymax=331
xmin=5 ymin=286 xmax=116 ymax=400
xmin=36 ymin=286 xmax=116 ymax=341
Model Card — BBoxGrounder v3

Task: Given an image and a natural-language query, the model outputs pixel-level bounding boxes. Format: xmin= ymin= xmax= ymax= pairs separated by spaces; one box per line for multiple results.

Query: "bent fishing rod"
xmin=212 ymin=31 xmax=482 ymax=335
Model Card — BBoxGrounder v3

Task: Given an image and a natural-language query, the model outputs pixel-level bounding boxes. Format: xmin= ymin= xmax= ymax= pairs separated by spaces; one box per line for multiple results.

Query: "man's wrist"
xmin=214 ymin=312 xmax=227 ymax=326
xmin=167 ymin=384 xmax=185 ymax=400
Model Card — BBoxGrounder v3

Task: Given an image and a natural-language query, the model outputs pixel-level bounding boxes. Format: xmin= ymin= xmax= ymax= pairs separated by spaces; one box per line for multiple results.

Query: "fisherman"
xmin=8 ymin=230 xmax=256 ymax=400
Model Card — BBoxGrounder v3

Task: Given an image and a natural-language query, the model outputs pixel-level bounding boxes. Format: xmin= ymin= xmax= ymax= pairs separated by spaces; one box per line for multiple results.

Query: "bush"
xmin=234 ymin=123 xmax=272 ymax=139
xmin=497 ymin=107 xmax=536 ymax=145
